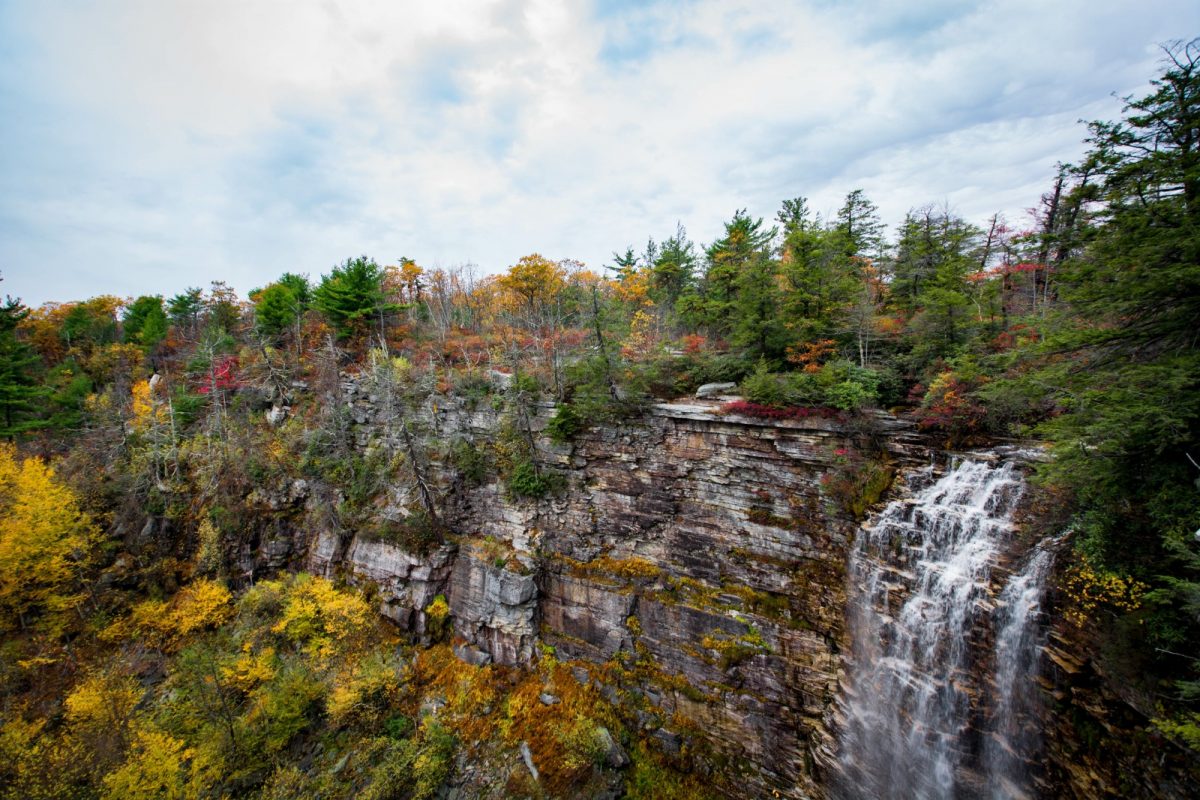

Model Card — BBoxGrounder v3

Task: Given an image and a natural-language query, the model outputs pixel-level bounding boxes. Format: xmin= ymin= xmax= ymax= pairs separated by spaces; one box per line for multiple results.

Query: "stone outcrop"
xmin=221 ymin=379 xmax=1197 ymax=799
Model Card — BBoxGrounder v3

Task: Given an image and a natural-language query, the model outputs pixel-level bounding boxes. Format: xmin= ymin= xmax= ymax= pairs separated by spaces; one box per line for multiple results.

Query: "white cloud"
xmin=1 ymin=0 xmax=1197 ymax=304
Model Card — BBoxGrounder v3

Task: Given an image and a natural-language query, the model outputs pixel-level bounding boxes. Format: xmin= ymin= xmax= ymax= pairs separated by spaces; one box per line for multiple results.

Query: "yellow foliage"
xmin=0 ymin=715 xmax=45 ymax=768
xmin=624 ymin=310 xmax=658 ymax=359
xmin=410 ymin=644 xmax=500 ymax=744
xmin=1061 ymin=554 xmax=1148 ymax=627
xmin=194 ymin=518 xmax=222 ymax=576
xmin=503 ymin=661 xmax=619 ymax=794
xmin=129 ymin=378 xmax=168 ymax=432
xmin=425 ymin=594 xmax=450 ymax=624
xmin=220 ymin=644 xmax=278 ymax=693
xmin=101 ymin=728 xmax=193 ymax=800
xmin=107 ymin=578 xmax=233 ymax=651
xmin=84 ymin=342 xmax=147 ymax=386
xmin=0 ymin=443 xmax=99 ymax=633
xmin=497 ymin=254 xmax=567 ymax=316
xmin=270 ymin=574 xmax=374 ymax=660
xmin=327 ymin=652 xmax=401 ymax=727
xmin=65 ymin=672 xmax=142 ymax=735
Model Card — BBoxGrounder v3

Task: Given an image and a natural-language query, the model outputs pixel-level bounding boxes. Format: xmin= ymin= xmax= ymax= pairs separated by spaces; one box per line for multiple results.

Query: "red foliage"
xmin=720 ymin=400 xmax=845 ymax=423
xmin=197 ymin=355 xmax=240 ymax=393
xmin=680 ymin=334 xmax=707 ymax=355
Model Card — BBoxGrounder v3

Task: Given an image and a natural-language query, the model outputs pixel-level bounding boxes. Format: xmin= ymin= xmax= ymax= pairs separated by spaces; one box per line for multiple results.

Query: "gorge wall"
xmin=221 ymin=382 xmax=1198 ymax=799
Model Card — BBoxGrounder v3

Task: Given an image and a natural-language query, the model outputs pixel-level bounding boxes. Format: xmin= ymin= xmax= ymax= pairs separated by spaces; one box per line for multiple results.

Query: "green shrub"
xmin=505 ymin=458 xmax=563 ymax=499
xmin=448 ymin=438 xmax=491 ymax=485
xmin=547 ymin=403 xmax=583 ymax=442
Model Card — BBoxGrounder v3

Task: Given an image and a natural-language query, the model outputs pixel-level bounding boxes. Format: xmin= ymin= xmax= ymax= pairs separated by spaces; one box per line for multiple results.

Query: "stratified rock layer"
xmin=215 ymin=381 xmax=1198 ymax=799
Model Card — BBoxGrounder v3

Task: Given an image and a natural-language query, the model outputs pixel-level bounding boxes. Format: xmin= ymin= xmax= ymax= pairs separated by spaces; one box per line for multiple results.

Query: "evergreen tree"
xmin=253 ymin=283 xmax=304 ymax=337
xmin=0 ymin=297 xmax=48 ymax=438
xmin=699 ymin=210 xmax=776 ymax=336
xmin=122 ymin=295 xmax=168 ymax=349
xmin=651 ymin=224 xmax=697 ymax=310
xmin=1028 ymin=39 xmax=1200 ymax=704
xmin=732 ymin=251 xmax=787 ymax=359
xmin=835 ymin=189 xmax=885 ymax=259
xmin=314 ymin=256 xmax=390 ymax=340
xmin=168 ymin=288 xmax=204 ymax=337
xmin=778 ymin=199 xmax=858 ymax=342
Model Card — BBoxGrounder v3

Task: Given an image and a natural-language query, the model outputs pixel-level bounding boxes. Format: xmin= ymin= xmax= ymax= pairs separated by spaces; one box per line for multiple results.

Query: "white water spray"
xmin=835 ymin=459 xmax=1052 ymax=799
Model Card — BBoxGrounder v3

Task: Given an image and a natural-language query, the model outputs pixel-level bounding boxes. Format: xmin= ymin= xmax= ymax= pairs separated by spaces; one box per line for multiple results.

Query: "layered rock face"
xmin=283 ymin=389 xmax=930 ymax=798
xmin=223 ymin=383 xmax=1197 ymax=799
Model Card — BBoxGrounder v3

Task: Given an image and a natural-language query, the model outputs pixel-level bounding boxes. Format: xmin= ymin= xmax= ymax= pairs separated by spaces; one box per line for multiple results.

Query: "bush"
xmin=505 ymin=458 xmax=563 ymax=499
xmin=739 ymin=358 xmax=880 ymax=412
xmin=546 ymin=403 xmax=583 ymax=442
xmin=451 ymin=372 xmax=494 ymax=408
xmin=448 ymin=438 xmax=491 ymax=486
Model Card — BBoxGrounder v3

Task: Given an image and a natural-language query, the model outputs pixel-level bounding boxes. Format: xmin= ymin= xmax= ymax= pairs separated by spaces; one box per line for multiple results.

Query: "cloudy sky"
xmin=1 ymin=1 xmax=1197 ymax=306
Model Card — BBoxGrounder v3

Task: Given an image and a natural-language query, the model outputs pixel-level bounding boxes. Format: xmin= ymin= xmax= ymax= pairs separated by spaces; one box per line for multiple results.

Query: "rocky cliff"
xmin=223 ymin=383 xmax=1198 ymax=799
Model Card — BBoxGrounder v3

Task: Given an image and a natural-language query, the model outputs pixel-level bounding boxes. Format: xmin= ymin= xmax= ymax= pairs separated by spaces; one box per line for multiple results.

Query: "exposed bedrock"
xmin=222 ymin=382 xmax=1197 ymax=798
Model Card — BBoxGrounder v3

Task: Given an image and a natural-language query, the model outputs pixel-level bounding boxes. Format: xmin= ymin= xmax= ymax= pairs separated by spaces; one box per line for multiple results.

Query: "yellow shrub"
xmin=270 ymin=574 xmax=374 ymax=660
xmin=106 ymin=578 xmax=233 ymax=651
xmin=0 ymin=443 xmax=99 ymax=634
xmin=101 ymin=728 xmax=193 ymax=800
xmin=1061 ymin=554 xmax=1147 ymax=627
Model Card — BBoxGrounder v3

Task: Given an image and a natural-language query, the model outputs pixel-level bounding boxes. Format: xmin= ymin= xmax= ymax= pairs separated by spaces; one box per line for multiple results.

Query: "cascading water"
xmin=835 ymin=458 xmax=1053 ymax=800
xmin=983 ymin=547 xmax=1055 ymax=800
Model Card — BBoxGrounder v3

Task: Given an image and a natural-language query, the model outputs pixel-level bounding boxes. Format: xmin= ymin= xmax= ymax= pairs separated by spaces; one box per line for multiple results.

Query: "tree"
xmin=891 ymin=206 xmax=982 ymax=363
xmin=732 ymin=251 xmax=787 ymax=359
xmin=0 ymin=442 xmax=99 ymax=632
xmin=835 ymin=189 xmax=885 ymax=259
xmin=0 ymin=297 xmax=48 ymax=437
xmin=699 ymin=210 xmax=776 ymax=336
xmin=650 ymin=223 xmax=697 ymax=311
xmin=167 ymin=288 xmax=204 ymax=339
xmin=60 ymin=296 xmax=121 ymax=353
xmin=314 ymin=256 xmax=389 ymax=341
xmin=122 ymin=295 xmax=168 ymax=350
xmin=497 ymin=254 xmax=571 ymax=397
xmin=252 ymin=283 xmax=303 ymax=338
xmin=1023 ymin=39 xmax=1200 ymax=709
xmin=778 ymin=199 xmax=858 ymax=342
xmin=205 ymin=282 xmax=241 ymax=335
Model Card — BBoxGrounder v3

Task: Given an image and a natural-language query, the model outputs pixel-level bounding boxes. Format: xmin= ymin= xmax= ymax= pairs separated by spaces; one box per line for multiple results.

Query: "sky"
xmin=1 ymin=0 xmax=1197 ymax=306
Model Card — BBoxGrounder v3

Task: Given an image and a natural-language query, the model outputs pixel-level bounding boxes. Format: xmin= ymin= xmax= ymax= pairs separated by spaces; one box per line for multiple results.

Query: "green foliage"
xmin=547 ymin=402 xmax=583 ymax=443
xmin=448 ymin=437 xmax=491 ymax=486
xmin=252 ymin=283 xmax=303 ymax=337
xmin=1016 ymin=40 xmax=1200 ymax=705
xmin=740 ymin=358 xmax=880 ymax=412
xmin=167 ymin=288 xmax=203 ymax=332
xmin=314 ymin=256 xmax=391 ymax=340
xmin=821 ymin=449 xmax=895 ymax=519
xmin=122 ymin=296 xmax=169 ymax=350
xmin=697 ymin=209 xmax=777 ymax=336
xmin=360 ymin=510 xmax=445 ymax=554
xmin=505 ymin=457 xmax=563 ymax=499
xmin=0 ymin=297 xmax=48 ymax=437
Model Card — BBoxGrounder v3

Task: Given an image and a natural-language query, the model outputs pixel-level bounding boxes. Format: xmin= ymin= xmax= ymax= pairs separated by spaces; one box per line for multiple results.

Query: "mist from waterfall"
xmin=835 ymin=459 xmax=1053 ymax=800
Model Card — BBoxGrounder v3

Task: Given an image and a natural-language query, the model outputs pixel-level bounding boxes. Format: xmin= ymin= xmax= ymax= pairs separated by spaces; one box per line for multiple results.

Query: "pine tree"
xmin=1028 ymin=39 xmax=1200 ymax=707
xmin=314 ymin=256 xmax=389 ymax=340
xmin=0 ymin=297 xmax=48 ymax=438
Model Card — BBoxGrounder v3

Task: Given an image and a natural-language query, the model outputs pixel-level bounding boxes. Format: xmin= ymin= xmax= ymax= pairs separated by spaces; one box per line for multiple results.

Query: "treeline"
xmin=0 ymin=37 xmax=1197 ymax=771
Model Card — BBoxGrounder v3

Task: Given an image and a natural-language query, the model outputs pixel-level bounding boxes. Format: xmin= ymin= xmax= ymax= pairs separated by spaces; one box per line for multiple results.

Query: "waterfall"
xmin=835 ymin=458 xmax=1052 ymax=800
xmin=984 ymin=547 xmax=1054 ymax=799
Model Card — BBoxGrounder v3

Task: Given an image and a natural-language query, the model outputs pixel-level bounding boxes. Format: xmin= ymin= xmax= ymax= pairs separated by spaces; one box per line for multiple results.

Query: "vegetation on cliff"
xmin=0 ymin=39 xmax=1198 ymax=795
